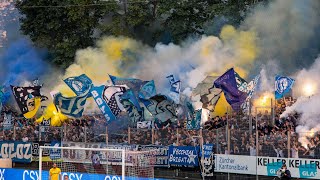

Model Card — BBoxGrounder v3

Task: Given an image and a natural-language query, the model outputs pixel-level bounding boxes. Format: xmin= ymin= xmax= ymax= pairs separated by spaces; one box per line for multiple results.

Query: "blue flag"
xmin=121 ymin=90 xmax=141 ymax=111
xmin=170 ymin=80 xmax=181 ymax=94
xmin=139 ymin=80 xmax=157 ymax=99
xmin=64 ymin=74 xmax=93 ymax=96
xmin=275 ymin=75 xmax=295 ymax=99
xmin=241 ymin=74 xmax=260 ymax=112
xmin=109 ymin=75 xmax=147 ymax=93
xmin=186 ymin=109 xmax=202 ymax=130
xmin=54 ymin=88 xmax=91 ymax=118
xmin=166 ymin=75 xmax=176 ymax=85
xmin=121 ymin=99 xmax=144 ymax=123
xmin=91 ymin=85 xmax=126 ymax=123
xmin=214 ymin=68 xmax=247 ymax=110
xmin=3 ymin=112 xmax=12 ymax=130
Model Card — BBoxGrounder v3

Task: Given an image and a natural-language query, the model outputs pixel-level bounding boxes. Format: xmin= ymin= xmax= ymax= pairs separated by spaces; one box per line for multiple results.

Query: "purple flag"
xmin=214 ymin=68 xmax=247 ymax=110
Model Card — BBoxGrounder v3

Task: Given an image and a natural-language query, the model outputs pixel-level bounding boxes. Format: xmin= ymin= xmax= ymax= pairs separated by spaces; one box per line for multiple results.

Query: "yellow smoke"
xmin=220 ymin=25 xmax=258 ymax=72
xmin=53 ymin=36 xmax=143 ymax=96
xmin=207 ymin=25 xmax=258 ymax=115
xmin=36 ymin=103 xmax=68 ymax=127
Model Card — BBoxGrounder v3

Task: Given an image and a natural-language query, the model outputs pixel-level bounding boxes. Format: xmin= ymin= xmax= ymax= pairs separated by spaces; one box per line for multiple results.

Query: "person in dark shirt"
xmin=280 ymin=164 xmax=291 ymax=180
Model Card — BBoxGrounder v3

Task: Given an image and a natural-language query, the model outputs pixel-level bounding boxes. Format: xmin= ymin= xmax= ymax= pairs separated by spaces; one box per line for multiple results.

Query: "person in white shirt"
xmin=273 ymin=145 xmax=284 ymax=157
xmin=291 ymin=145 xmax=299 ymax=158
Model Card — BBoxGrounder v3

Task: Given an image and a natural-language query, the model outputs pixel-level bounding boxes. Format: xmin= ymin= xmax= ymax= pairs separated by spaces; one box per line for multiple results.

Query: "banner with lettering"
xmin=0 ymin=141 xmax=32 ymax=163
xmin=168 ymin=146 xmax=199 ymax=166
xmin=257 ymin=156 xmax=320 ymax=179
xmin=214 ymin=154 xmax=256 ymax=175
xmin=31 ymin=141 xmax=51 ymax=161
xmin=214 ymin=155 xmax=320 ymax=179
xmin=139 ymin=145 xmax=169 ymax=167
xmin=0 ymin=168 xmax=167 ymax=180
xmin=200 ymin=144 xmax=214 ymax=158
xmin=61 ymin=142 xmax=136 ymax=165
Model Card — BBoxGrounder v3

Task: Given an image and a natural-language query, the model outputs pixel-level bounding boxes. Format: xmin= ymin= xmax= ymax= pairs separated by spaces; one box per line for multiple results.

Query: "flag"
xmin=140 ymin=95 xmax=177 ymax=124
xmin=137 ymin=121 xmax=152 ymax=129
xmin=138 ymin=80 xmax=157 ymax=99
xmin=170 ymin=80 xmax=181 ymax=94
xmin=235 ymin=72 xmax=248 ymax=92
xmin=275 ymin=75 xmax=295 ymax=99
xmin=11 ymin=86 xmax=45 ymax=118
xmin=109 ymin=75 xmax=147 ymax=93
xmin=63 ymin=74 xmax=93 ymax=96
xmin=191 ymin=76 xmax=221 ymax=111
xmin=200 ymin=87 xmax=222 ymax=111
xmin=32 ymin=78 xmax=42 ymax=86
xmin=241 ymin=75 xmax=260 ymax=112
xmin=121 ymin=99 xmax=144 ymax=123
xmin=121 ymin=90 xmax=141 ymax=111
xmin=91 ymin=85 xmax=126 ymax=123
xmin=3 ymin=112 xmax=12 ymax=130
xmin=166 ymin=75 xmax=176 ymax=85
xmin=186 ymin=109 xmax=202 ymax=130
xmin=166 ymin=75 xmax=181 ymax=103
xmin=192 ymin=76 xmax=217 ymax=96
xmin=54 ymin=87 xmax=91 ymax=118
xmin=214 ymin=68 xmax=247 ymax=110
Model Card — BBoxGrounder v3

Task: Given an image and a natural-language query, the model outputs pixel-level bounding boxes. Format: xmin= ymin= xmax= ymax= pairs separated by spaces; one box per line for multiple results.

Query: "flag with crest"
xmin=64 ymin=74 xmax=93 ymax=96
xmin=275 ymin=75 xmax=295 ymax=99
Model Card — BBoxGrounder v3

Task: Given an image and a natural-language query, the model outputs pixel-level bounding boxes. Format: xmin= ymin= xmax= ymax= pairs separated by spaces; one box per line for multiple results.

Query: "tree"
xmin=99 ymin=0 xmax=159 ymax=45
xmin=16 ymin=0 xmax=117 ymax=68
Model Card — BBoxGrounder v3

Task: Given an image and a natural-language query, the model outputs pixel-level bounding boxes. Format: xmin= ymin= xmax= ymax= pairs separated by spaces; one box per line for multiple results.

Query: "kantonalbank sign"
xmin=0 ymin=168 xmax=167 ymax=180
xmin=215 ymin=154 xmax=320 ymax=179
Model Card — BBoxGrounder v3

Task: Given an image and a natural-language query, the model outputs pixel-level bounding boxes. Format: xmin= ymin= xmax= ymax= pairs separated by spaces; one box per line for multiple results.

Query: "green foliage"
xmin=16 ymin=0 xmax=117 ymax=68
xmin=16 ymin=0 xmax=269 ymax=68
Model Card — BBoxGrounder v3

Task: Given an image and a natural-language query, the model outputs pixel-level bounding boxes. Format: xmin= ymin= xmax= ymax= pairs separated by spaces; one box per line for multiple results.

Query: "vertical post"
xmin=39 ymin=147 xmax=43 ymax=180
xmin=39 ymin=126 xmax=42 ymax=141
xmin=176 ymin=128 xmax=179 ymax=145
xmin=128 ymin=127 xmax=131 ymax=144
xmin=13 ymin=122 xmax=16 ymax=140
xmin=151 ymin=126 xmax=154 ymax=144
xmin=200 ymin=131 xmax=205 ymax=180
xmin=255 ymin=107 xmax=258 ymax=180
xmin=84 ymin=126 xmax=87 ymax=143
xmin=271 ymin=98 xmax=275 ymax=126
xmin=249 ymin=100 xmax=253 ymax=134
xmin=121 ymin=149 xmax=126 ymax=180
xmin=64 ymin=124 xmax=67 ymax=141
xmin=106 ymin=126 xmax=108 ymax=145
xmin=215 ymin=129 xmax=219 ymax=153
xmin=255 ymin=107 xmax=259 ymax=156
xmin=287 ymin=131 xmax=291 ymax=158
xmin=227 ymin=107 xmax=230 ymax=155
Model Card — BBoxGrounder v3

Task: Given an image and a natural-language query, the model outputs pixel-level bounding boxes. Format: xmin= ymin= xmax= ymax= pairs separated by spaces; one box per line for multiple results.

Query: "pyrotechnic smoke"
xmin=0 ymin=38 xmax=52 ymax=103
xmin=280 ymin=56 xmax=320 ymax=148
xmin=242 ymin=0 xmax=320 ymax=74
xmin=58 ymin=26 xmax=258 ymax=112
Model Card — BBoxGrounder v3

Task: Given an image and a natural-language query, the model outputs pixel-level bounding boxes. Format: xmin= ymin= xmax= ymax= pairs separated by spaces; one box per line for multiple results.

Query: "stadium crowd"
xmin=0 ymin=96 xmax=319 ymax=159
